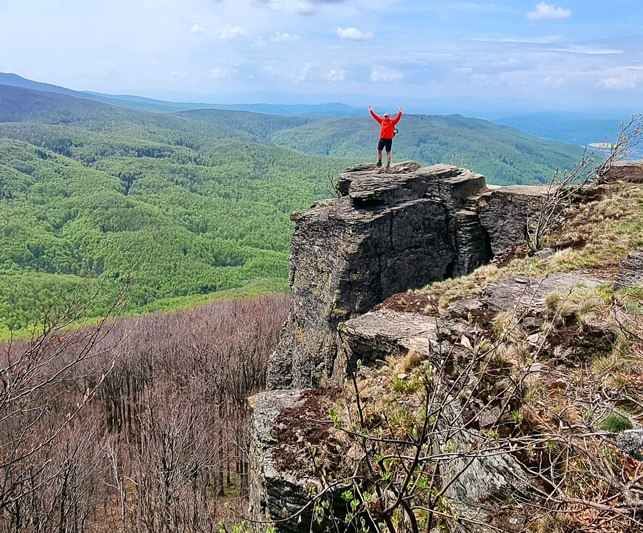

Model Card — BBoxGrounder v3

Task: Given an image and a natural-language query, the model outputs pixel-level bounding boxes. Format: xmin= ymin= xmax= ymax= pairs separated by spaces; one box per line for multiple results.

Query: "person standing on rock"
xmin=369 ymin=105 xmax=403 ymax=168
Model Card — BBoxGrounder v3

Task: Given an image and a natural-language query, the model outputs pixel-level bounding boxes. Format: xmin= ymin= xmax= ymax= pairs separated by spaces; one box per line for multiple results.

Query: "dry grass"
xmin=321 ymin=182 xmax=643 ymax=532
xmin=415 ymin=183 xmax=643 ymax=312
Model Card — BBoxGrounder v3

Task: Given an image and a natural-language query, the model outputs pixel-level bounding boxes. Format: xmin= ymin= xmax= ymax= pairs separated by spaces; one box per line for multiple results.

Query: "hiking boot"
xmin=386 ymin=162 xmax=390 ymax=169
xmin=376 ymin=160 xmax=382 ymax=167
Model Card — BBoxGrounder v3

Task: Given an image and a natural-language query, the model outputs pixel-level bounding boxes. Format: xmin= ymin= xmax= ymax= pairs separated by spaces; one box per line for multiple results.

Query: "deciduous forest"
xmin=0 ymin=84 xmax=586 ymax=336
xmin=0 ymin=78 xmax=617 ymax=532
xmin=0 ymin=293 xmax=289 ymax=532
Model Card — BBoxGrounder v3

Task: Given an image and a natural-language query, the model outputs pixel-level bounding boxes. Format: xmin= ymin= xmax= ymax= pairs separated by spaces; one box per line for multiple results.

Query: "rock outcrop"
xmin=251 ymin=164 xmax=560 ymax=531
xmin=614 ymin=251 xmax=643 ymax=290
xmin=249 ymin=388 xmax=347 ymax=532
xmin=598 ymin=161 xmax=643 ymax=184
xmin=340 ymin=272 xmax=603 ymax=526
xmin=267 ymin=163 xmax=547 ymax=390
xmin=254 ymin=272 xmax=605 ymax=530
xmin=249 ymin=390 xmax=322 ymax=532
xmin=250 ymin=162 xmax=643 ymax=532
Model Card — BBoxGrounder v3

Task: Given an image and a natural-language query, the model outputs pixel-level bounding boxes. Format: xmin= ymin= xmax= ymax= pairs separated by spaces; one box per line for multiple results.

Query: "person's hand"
xmin=399 ymin=106 xmax=404 ymax=113
xmin=368 ymin=105 xmax=373 ymax=111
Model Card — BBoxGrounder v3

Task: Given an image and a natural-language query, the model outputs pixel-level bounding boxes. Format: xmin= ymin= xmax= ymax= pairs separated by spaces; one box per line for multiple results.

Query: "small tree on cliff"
xmin=527 ymin=114 xmax=643 ymax=252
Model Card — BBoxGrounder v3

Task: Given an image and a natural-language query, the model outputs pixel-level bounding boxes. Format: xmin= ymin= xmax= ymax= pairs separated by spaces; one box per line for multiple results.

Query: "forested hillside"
xmin=0 ymin=73 xmax=365 ymax=116
xmin=0 ymin=293 xmax=289 ymax=532
xmin=0 ymin=83 xmax=585 ymax=335
xmin=258 ymin=113 xmax=586 ymax=185
xmin=0 ymin=85 xmax=354 ymax=336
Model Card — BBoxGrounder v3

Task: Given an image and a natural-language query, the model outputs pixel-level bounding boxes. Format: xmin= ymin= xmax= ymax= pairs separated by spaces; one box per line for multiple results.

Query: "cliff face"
xmin=267 ymin=162 xmax=546 ymax=390
xmin=250 ymin=162 xmax=643 ymax=532
xmin=253 ymin=163 xmax=549 ymax=530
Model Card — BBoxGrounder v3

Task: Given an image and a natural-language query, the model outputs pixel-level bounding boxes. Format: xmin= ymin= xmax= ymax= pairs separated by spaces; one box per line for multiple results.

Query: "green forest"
xmin=0 ymin=84 xmax=585 ymax=336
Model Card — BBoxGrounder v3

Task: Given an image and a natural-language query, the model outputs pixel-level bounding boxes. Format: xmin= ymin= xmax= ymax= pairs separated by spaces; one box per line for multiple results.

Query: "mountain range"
xmin=0 ymin=76 xmax=589 ymax=335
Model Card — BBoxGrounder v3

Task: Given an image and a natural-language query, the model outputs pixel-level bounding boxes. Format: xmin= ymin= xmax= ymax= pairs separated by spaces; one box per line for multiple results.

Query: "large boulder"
xmin=249 ymin=389 xmax=345 ymax=532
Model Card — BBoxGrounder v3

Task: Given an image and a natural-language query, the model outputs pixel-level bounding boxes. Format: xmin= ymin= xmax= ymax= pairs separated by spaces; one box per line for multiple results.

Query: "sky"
xmin=1 ymin=0 xmax=642 ymax=112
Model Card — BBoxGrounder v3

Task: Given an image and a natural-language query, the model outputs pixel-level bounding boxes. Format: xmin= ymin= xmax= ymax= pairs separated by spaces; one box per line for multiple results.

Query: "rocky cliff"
xmin=251 ymin=162 xmax=643 ymax=532
xmin=252 ymin=163 xmax=552 ymax=530
xmin=267 ymin=162 xmax=547 ymax=390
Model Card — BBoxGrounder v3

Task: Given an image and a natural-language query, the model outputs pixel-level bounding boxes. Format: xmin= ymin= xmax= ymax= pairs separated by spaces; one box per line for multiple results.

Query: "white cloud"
xmin=271 ymin=32 xmax=300 ymax=42
xmin=471 ymin=73 xmax=497 ymax=86
xmin=252 ymin=0 xmax=349 ymax=16
xmin=261 ymin=62 xmax=348 ymax=84
xmin=543 ymin=76 xmax=565 ymax=88
xmin=597 ymin=76 xmax=637 ymax=89
xmin=526 ymin=3 xmax=571 ymax=21
xmin=470 ymin=71 xmax=533 ymax=88
xmin=550 ymin=45 xmax=623 ymax=55
xmin=217 ymin=25 xmax=248 ymax=40
xmin=355 ymin=0 xmax=384 ymax=13
xmin=295 ymin=2 xmax=316 ymax=15
xmin=206 ymin=66 xmax=237 ymax=80
xmin=191 ymin=24 xmax=206 ymax=33
xmin=469 ymin=35 xmax=563 ymax=44
xmin=596 ymin=67 xmax=642 ymax=89
xmin=297 ymin=63 xmax=316 ymax=82
xmin=370 ymin=66 xmax=402 ymax=82
xmin=454 ymin=67 xmax=473 ymax=73
xmin=253 ymin=37 xmax=268 ymax=47
xmin=337 ymin=27 xmax=373 ymax=41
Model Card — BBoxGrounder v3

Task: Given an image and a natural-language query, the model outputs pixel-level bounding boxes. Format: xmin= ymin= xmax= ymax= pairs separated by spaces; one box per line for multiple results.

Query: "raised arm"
xmin=392 ymin=106 xmax=403 ymax=125
xmin=369 ymin=105 xmax=382 ymax=124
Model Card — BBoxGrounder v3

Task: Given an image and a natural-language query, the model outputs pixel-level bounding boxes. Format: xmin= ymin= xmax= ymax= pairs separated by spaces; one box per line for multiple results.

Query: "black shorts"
xmin=377 ymin=138 xmax=392 ymax=152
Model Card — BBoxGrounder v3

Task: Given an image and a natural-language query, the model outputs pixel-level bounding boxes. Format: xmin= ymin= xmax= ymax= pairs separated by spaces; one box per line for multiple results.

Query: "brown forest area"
xmin=0 ymin=293 xmax=289 ymax=532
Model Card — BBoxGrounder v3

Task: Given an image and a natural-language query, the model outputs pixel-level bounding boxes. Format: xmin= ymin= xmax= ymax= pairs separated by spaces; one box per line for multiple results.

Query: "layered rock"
xmin=614 ymin=251 xmax=643 ymax=290
xmin=249 ymin=390 xmax=319 ymax=532
xmin=253 ymin=272 xmax=606 ymax=531
xmin=252 ymin=163 xmax=608 ymax=531
xmin=598 ymin=161 xmax=643 ymax=184
xmin=476 ymin=184 xmax=551 ymax=260
xmin=267 ymin=162 xmax=547 ymax=390
xmin=249 ymin=388 xmax=346 ymax=532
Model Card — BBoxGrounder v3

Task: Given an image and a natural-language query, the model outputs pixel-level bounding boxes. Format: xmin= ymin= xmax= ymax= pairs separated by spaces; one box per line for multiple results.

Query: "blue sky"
xmin=1 ymin=0 xmax=642 ymax=111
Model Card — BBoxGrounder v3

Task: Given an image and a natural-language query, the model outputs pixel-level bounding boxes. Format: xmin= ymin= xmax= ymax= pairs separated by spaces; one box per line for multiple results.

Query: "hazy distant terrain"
xmin=256 ymin=112 xmax=586 ymax=185
xmin=496 ymin=112 xmax=619 ymax=145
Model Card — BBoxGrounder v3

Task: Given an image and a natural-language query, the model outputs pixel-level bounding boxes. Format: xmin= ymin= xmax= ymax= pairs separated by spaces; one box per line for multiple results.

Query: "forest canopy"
xmin=0 ymin=84 xmax=586 ymax=335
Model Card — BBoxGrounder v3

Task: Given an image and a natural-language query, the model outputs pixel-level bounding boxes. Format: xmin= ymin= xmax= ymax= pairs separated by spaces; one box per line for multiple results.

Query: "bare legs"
xmin=377 ymin=149 xmax=392 ymax=164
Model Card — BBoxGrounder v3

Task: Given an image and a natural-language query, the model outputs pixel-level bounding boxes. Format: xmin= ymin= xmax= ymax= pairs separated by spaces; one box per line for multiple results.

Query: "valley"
xmin=0 ymin=82 xmax=588 ymax=336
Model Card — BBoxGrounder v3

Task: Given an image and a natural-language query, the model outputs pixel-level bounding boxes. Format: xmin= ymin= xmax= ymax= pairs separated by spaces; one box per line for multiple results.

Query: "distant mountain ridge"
xmin=2 ymin=73 xmax=637 ymax=147
xmin=0 ymin=73 xmax=363 ymax=117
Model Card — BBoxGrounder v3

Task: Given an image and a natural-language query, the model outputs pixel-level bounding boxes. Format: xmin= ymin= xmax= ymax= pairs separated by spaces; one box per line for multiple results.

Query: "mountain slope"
xmin=0 ymin=85 xmax=354 ymax=335
xmin=265 ymin=113 xmax=586 ymax=185
xmin=0 ymin=82 xmax=586 ymax=334
xmin=0 ymin=73 xmax=364 ymax=116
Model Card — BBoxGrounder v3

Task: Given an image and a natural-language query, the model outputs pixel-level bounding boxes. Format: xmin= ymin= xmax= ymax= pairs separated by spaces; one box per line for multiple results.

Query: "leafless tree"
xmin=1 ymin=291 xmax=289 ymax=532
xmin=527 ymin=115 xmax=643 ymax=252
xmin=292 ymin=287 xmax=643 ymax=532
xmin=0 ymin=288 xmax=125 ymax=532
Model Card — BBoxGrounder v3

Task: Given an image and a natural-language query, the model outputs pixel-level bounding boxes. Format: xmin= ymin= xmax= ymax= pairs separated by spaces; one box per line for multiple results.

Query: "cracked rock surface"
xmin=614 ymin=251 xmax=643 ymax=290
xmin=268 ymin=162 xmax=548 ymax=390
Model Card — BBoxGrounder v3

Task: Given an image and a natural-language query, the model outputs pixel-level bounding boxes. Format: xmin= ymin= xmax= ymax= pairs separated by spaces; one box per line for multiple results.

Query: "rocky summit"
xmin=267 ymin=162 xmax=547 ymax=390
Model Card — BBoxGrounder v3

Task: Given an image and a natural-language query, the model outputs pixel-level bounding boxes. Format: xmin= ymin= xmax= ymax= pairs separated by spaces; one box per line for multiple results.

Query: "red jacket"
xmin=370 ymin=109 xmax=402 ymax=139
